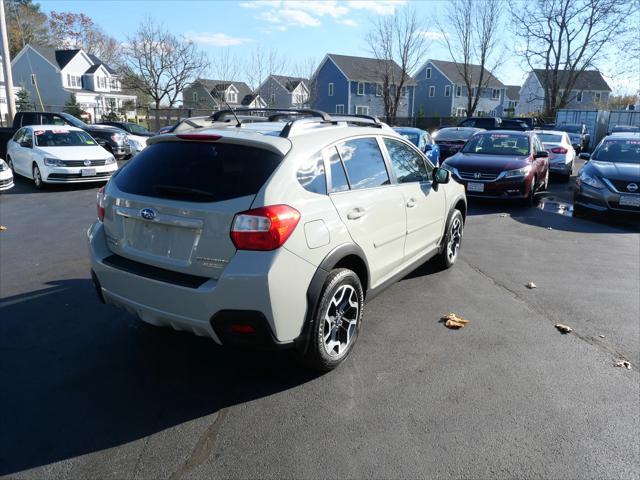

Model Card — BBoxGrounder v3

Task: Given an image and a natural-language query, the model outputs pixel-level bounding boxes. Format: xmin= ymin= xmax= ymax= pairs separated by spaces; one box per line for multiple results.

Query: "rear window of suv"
xmin=114 ymin=141 xmax=282 ymax=202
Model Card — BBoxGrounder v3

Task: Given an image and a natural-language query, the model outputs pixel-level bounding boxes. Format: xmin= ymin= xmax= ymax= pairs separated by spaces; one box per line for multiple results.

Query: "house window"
xmin=426 ymin=68 xmax=432 ymax=79
xmin=455 ymin=85 xmax=461 ymax=97
xmin=456 ymin=107 xmax=466 ymax=117
xmin=401 ymin=86 xmax=407 ymax=97
xmin=376 ymin=83 xmax=382 ymax=96
xmin=227 ymin=90 xmax=237 ymax=103
xmin=492 ymin=88 xmax=500 ymax=100
xmin=576 ymin=91 xmax=583 ymax=103
xmin=110 ymin=79 xmax=120 ymax=90
xmin=355 ymin=105 xmax=369 ymax=115
xmin=428 ymin=86 xmax=435 ymax=98
xmin=336 ymin=104 xmax=344 ymax=114
xmin=270 ymin=93 xmax=276 ymax=105
xmin=193 ymin=92 xmax=198 ymax=104
xmin=471 ymin=86 xmax=477 ymax=97
xmin=594 ymin=92 xmax=601 ymax=103
xmin=357 ymin=82 xmax=365 ymax=95
xmin=444 ymin=85 xmax=451 ymax=97
xmin=67 ymin=74 xmax=81 ymax=88
xmin=328 ymin=82 xmax=334 ymax=96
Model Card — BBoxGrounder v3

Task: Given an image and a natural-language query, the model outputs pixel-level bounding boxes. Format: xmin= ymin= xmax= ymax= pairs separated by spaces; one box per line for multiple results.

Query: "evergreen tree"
xmin=63 ymin=93 xmax=84 ymax=118
xmin=16 ymin=88 xmax=33 ymax=111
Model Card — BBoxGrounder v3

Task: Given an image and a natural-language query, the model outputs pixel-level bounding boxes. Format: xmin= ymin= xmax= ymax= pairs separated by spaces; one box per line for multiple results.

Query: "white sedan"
xmin=0 ymin=158 xmax=14 ymax=192
xmin=7 ymin=125 xmax=118 ymax=189
xmin=536 ymin=130 xmax=577 ymax=180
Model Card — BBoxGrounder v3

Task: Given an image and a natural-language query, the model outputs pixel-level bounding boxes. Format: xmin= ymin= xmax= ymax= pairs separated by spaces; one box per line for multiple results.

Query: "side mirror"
xmin=534 ymin=150 xmax=548 ymax=158
xmin=578 ymin=152 xmax=590 ymax=161
xmin=423 ymin=144 xmax=433 ymax=152
xmin=433 ymin=167 xmax=450 ymax=184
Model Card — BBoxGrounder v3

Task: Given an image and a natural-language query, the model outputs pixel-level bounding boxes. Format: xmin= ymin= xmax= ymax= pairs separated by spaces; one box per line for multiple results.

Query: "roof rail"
xmin=330 ymin=114 xmax=382 ymax=126
xmin=211 ymin=108 xmax=332 ymax=122
xmin=278 ymin=113 xmax=385 ymax=138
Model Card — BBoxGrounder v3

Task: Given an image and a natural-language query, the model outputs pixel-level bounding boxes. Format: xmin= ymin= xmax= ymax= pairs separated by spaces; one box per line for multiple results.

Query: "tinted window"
xmin=18 ymin=113 xmax=37 ymax=126
xmin=297 ymin=151 xmax=327 ymax=195
xmin=591 ymin=139 xmax=640 ymax=164
xmin=338 ymin=138 xmax=390 ymax=190
xmin=434 ymin=128 xmax=478 ymax=141
xmin=398 ymin=132 xmax=420 ymax=147
xmin=34 ymin=129 xmax=96 ymax=147
xmin=384 ymin=138 xmax=430 ymax=183
xmin=114 ymin=142 xmax=282 ymax=202
xmin=326 ymin=146 xmax=349 ymax=192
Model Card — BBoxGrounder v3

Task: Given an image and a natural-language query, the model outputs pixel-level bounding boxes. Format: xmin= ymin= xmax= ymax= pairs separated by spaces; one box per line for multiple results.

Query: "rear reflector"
xmin=230 ymin=324 xmax=257 ymax=334
xmin=231 ymin=204 xmax=301 ymax=251
xmin=176 ymin=134 xmax=222 ymax=141
xmin=551 ymin=147 xmax=568 ymax=154
xmin=97 ymin=186 xmax=106 ymax=222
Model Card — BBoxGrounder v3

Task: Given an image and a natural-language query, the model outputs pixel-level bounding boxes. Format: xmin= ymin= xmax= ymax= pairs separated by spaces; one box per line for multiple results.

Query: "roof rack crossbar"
xmin=277 ymin=113 xmax=385 ymax=138
xmin=211 ymin=108 xmax=332 ymax=122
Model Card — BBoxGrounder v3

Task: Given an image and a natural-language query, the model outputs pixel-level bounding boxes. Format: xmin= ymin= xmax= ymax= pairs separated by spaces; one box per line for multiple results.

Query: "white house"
xmin=11 ymin=44 xmax=136 ymax=121
xmin=257 ymin=75 xmax=310 ymax=109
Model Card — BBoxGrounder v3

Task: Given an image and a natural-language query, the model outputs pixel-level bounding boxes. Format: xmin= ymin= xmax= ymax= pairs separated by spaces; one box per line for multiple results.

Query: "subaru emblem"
xmin=627 ymin=183 xmax=638 ymax=192
xmin=140 ymin=208 xmax=157 ymax=220
xmin=84 ymin=159 xmax=91 ymax=166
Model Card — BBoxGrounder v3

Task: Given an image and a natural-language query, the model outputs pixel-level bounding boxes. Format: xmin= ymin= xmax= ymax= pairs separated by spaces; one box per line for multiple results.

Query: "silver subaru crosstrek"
xmin=88 ymin=110 xmax=467 ymax=370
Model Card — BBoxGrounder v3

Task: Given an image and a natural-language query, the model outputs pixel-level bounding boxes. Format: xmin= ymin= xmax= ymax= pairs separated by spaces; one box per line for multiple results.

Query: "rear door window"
xmin=337 ymin=137 xmax=390 ymax=190
xmin=297 ymin=151 xmax=327 ymax=195
xmin=114 ymin=141 xmax=282 ymax=202
xmin=326 ymin=146 xmax=349 ymax=193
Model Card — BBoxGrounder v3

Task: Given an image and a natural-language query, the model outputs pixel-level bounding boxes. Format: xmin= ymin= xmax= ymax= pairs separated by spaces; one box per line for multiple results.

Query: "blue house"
xmin=311 ymin=53 xmax=416 ymax=120
xmin=414 ymin=59 xmax=506 ymax=118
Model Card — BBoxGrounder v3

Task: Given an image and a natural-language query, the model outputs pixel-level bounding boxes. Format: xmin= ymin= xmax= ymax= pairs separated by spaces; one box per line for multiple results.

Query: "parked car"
xmin=573 ymin=133 xmax=640 ymax=215
xmin=156 ymin=124 xmax=177 ymax=135
xmin=536 ymin=130 xmax=576 ymax=180
xmin=556 ymin=123 xmax=590 ymax=151
xmin=0 ymin=111 xmax=132 ymax=161
xmin=0 ymin=158 xmax=14 ymax=192
xmin=608 ymin=125 xmax=640 ymax=135
xmin=500 ymin=119 xmax=530 ymax=131
xmin=441 ymin=130 xmax=549 ymax=205
xmin=432 ymin=127 xmax=484 ymax=160
xmin=393 ymin=126 xmax=440 ymax=166
xmin=458 ymin=117 xmax=502 ymax=130
xmin=88 ymin=110 xmax=466 ymax=371
xmin=7 ymin=125 xmax=118 ymax=189
xmin=510 ymin=117 xmax=544 ymax=130
xmin=99 ymin=121 xmax=153 ymax=156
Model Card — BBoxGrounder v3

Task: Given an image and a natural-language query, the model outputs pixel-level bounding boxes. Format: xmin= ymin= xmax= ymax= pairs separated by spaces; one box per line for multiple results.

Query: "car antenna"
xmin=221 ymin=97 xmax=242 ymax=128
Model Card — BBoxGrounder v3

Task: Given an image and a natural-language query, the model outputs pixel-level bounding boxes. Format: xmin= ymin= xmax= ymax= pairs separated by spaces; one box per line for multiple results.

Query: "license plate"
xmin=619 ymin=195 xmax=640 ymax=207
xmin=467 ymin=182 xmax=484 ymax=192
xmin=81 ymin=168 xmax=96 ymax=177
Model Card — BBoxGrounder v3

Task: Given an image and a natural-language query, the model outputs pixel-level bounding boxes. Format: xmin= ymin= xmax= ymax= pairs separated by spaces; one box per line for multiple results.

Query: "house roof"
xmin=430 ymin=60 xmax=505 ymax=88
xmin=30 ymin=44 xmax=117 ymax=75
xmin=505 ymin=85 xmax=520 ymax=100
xmin=84 ymin=64 xmax=103 ymax=74
xmin=55 ymin=49 xmax=81 ymax=69
xmin=327 ymin=53 xmax=417 ymax=85
xmin=194 ymin=79 xmax=253 ymax=103
xmin=533 ymin=69 xmax=611 ymax=92
xmin=271 ymin=75 xmax=307 ymax=92
xmin=241 ymin=93 xmax=263 ymax=106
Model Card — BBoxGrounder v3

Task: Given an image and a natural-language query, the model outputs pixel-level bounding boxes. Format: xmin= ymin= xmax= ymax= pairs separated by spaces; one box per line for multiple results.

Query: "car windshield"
xmin=34 ymin=129 xmax=96 ymax=147
xmin=435 ymin=129 xmax=476 ymax=141
xmin=559 ymin=125 xmax=582 ymax=133
xmin=612 ymin=126 xmax=640 ymax=133
xmin=462 ymin=133 xmax=530 ymax=156
xmin=398 ymin=133 xmax=420 ymax=146
xmin=127 ymin=123 xmax=150 ymax=135
xmin=538 ymin=133 xmax=563 ymax=143
xmin=591 ymin=139 xmax=640 ymax=164
xmin=58 ymin=112 xmax=90 ymax=129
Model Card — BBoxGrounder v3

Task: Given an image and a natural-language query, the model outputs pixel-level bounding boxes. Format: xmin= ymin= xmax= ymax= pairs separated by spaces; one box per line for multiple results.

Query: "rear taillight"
xmin=551 ymin=147 xmax=568 ymax=154
xmin=97 ymin=186 xmax=106 ymax=222
xmin=230 ymin=205 xmax=301 ymax=251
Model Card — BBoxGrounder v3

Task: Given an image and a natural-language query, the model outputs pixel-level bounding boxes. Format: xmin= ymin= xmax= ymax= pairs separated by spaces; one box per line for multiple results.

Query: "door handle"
xmin=406 ymin=198 xmax=417 ymax=208
xmin=347 ymin=207 xmax=365 ymax=220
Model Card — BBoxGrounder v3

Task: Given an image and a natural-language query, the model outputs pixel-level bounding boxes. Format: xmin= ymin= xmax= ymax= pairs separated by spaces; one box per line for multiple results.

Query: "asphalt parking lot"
xmin=1 ymin=161 xmax=638 ymax=479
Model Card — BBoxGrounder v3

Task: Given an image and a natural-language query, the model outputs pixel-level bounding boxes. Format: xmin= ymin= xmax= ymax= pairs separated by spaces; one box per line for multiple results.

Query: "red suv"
xmin=441 ymin=130 xmax=549 ymax=205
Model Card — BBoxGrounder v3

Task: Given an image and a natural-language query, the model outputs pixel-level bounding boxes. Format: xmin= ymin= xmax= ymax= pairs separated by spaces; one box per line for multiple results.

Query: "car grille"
xmin=607 ymin=178 xmax=639 ymax=194
xmin=0 ymin=177 xmax=13 ymax=186
xmin=48 ymin=172 xmax=113 ymax=179
xmin=62 ymin=159 xmax=107 ymax=167
xmin=458 ymin=171 xmax=500 ymax=181
xmin=608 ymin=200 xmax=640 ymax=212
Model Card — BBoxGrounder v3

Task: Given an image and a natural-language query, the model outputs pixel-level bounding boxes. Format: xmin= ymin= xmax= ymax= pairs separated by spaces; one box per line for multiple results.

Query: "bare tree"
xmin=366 ymin=6 xmax=427 ymax=125
xmin=210 ymin=48 xmax=242 ymax=83
xmin=243 ymin=45 xmax=289 ymax=106
xmin=122 ymin=19 xmax=208 ymax=115
xmin=438 ymin=0 xmax=503 ymax=117
xmin=291 ymin=56 xmax=318 ymax=107
xmin=510 ymin=0 xmax=636 ymax=117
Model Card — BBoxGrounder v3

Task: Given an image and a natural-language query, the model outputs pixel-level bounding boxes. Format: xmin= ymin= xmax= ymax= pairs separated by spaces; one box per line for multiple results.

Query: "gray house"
xmin=503 ymin=85 xmax=520 ymax=116
xmin=182 ymin=79 xmax=267 ymax=111
xmin=414 ymin=59 xmax=506 ymax=118
xmin=516 ymin=69 xmax=611 ymax=116
xmin=257 ymin=75 xmax=310 ymax=109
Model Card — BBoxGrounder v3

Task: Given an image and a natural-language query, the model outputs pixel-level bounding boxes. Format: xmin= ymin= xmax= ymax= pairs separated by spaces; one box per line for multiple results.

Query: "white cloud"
xmin=346 ymin=0 xmax=406 ymax=15
xmin=338 ymin=18 xmax=358 ymax=27
xmin=280 ymin=8 xmax=322 ymax=26
xmin=186 ymin=32 xmax=253 ymax=47
xmin=419 ymin=30 xmax=445 ymax=41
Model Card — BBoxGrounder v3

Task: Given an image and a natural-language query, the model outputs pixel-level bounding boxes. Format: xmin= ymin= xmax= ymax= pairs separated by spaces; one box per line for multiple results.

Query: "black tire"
xmin=434 ymin=209 xmax=464 ymax=270
xmin=32 ymin=164 xmax=44 ymax=189
xmin=303 ymin=268 xmax=364 ymax=372
xmin=6 ymin=156 xmax=14 ymax=173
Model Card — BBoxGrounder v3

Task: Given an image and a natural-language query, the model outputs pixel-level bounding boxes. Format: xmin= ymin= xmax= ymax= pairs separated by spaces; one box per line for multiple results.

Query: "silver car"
xmin=88 ymin=110 xmax=467 ymax=370
xmin=536 ymin=130 xmax=576 ymax=179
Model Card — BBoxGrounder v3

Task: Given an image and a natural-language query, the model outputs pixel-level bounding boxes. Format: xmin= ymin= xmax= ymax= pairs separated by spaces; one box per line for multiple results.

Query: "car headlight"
xmin=44 ymin=157 xmax=64 ymax=167
xmin=502 ymin=166 xmax=532 ymax=178
xmin=579 ymin=173 xmax=605 ymax=189
xmin=0 ymin=160 xmax=7 ymax=171
xmin=105 ymin=155 xmax=116 ymax=165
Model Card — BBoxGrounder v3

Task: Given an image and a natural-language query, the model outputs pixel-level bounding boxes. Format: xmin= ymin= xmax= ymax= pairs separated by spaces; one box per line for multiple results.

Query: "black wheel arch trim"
xmin=439 ymin=194 xmax=467 ymax=251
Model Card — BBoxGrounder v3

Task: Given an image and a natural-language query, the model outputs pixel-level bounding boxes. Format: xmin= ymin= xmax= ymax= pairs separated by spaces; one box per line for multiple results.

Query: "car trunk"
xmin=102 ymin=140 xmax=283 ymax=279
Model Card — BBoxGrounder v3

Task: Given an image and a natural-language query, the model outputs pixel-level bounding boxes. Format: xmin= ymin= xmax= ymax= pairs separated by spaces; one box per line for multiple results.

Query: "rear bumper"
xmin=88 ymin=222 xmax=316 ymax=346
xmin=549 ymin=161 xmax=572 ymax=175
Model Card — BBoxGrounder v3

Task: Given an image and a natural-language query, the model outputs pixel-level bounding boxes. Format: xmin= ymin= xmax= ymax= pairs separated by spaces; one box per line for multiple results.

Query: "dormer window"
xmin=67 ymin=74 xmax=81 ymax=88
xmin=226 ymin=88 xmax=238 ymax=103
xmin=110 ymin=78 xmax=120 ymax=90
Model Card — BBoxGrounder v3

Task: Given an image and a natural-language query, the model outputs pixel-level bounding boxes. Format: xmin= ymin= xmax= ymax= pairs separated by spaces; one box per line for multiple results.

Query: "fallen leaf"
xmin=615 ymin=360 xmax=632 ymax=370
xmin=441 ymin=312 xmax=470 ymax=329
xmin=555 ymin=323 xmax=573 ymax=334
xmin=526 ymin=282 xmax=537 ymax=289
xmin=599 ymin=335 xmax=605 ymax=338
xmin=0 ymin=225 xmax=6 ymax=232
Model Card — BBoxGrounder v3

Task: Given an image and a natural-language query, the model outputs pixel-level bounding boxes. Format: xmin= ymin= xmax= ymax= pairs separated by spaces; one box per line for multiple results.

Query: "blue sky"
xmin=37 ymin=0 xmax=631 ymax=93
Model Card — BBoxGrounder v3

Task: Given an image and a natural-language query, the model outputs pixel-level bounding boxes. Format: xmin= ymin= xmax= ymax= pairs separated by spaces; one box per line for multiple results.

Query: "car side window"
xmin=424 ymin=133 xmax=433 ymax=145
xmin=383 ymin=138 xmax=431 ymax=184
xmin=325 ymin=146 xmax=350 ymax=193
xmin=337 ymin=137 xmax=390 ymax=190
xmin=459 ymin=120 xmax=474 ymax=128
xmin=297 ymin=151 xmax=327 ymax=195
xmin=21 ymin=129 xmax=33 ymax=148
xmin=13 ymin=128 xmax=24 ymax=143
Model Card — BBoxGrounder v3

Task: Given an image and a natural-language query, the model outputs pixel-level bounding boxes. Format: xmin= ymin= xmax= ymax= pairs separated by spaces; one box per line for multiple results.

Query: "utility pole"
xmin=0 ymin=0 xmax=16 ymax=123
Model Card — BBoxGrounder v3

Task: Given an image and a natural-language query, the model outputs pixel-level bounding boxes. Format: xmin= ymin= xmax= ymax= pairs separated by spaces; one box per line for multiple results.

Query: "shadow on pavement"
xmin=0 ymin=279 xmax=319 ymax=475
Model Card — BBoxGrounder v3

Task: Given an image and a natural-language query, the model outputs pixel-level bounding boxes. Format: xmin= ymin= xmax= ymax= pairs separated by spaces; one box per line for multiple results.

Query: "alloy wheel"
xmin=33 ymin=165 xmax=42 ymax=188
xmin=447 ymin=216 xmax=463 ymax=263
xmin=322 ymin=285 xmax=359 ymax=357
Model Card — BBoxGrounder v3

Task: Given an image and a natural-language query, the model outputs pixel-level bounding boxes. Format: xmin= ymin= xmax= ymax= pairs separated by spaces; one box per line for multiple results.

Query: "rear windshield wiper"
xmin=153 ymin=185 xmax=217 ymax=199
